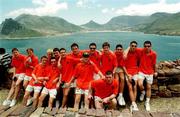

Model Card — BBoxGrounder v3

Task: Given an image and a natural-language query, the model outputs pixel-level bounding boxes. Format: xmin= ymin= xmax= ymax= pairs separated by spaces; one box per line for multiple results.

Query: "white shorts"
xmin=15 ymin=73 xmax=25 ymax=81
xmin=75 ymin=88 xmax=89 ymax=95
xmin=26 ymin=85 xmax=42 ymax=93
xmin=24 ymin=75 xmax=32 ymax=81
xmin=93 ymin=73 xmax=100 ymax=80
xmin=61 ymin=82 xmax=76 ymax=88
xmin=94 ymin=96 xmax=103 ymax=102
xmin=125 ymin=74 xmax=139 ymax=81
xmin=138 ymin=72 xmax=153 ymax=84
xmin=115 ymin=67 xmax=124 ymax=73
xmin=41 ymin=87 xmax=57 ymax=98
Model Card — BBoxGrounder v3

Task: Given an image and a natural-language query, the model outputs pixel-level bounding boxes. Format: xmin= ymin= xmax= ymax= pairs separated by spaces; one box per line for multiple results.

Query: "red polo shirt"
xmin=114 ymin=51 xmax=125 ymax=67
xmin=60 ymin=56 xmax=80 ymax=82
xmin=11 ymin=54 xmax=26 ymax=74
xmin=139 ymin=49 xmax=157 ymax=74
xmin=29 ymin=64 xmax=50 ymax=86
xmin=100 ymin=51 xmax=117 ymax=74
xmin=91 ymin=79 xmax=118 ymax=99
xmin=25 ymin=55 xmax=39 ymax=77
xmin=124 ymin=49 xmax=141 ymax=75
xmin=45 ymin=65 xmax=60 ymax=89
xmin=73 ymin=61 xmax=99 ymax=89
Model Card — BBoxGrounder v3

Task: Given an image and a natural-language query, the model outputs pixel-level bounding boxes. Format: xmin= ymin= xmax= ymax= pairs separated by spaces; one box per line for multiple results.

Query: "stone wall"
xmin=152 ymin=59 xmax=180 ymax=98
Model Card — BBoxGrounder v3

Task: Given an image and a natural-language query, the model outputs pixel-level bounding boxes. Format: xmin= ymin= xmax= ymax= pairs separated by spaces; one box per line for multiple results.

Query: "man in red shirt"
xmin=88 ymin=43 xmax=101 ymax=80
xmin=23 ymin=56 xmax=50 ymax=108
xmin=138 ymin=41 xmax=157 ymax=111
xmin=89 ymin=71 xmax=118 ymax=109
xmin=53 ymin=48 xmax=60 ymax=61
xmin=100 ymin=42 xmax=117 ymax=75
xmin=57 ymin=48 xmax=81 ymax=108
xmin=38 ymin=57 xmax=60 ymax=109
xmin=3 ymin=48 xmax=26 ymax=107
xmin=67 ymin=52 xmax=104 ymax=111
xmin=124 ymin=41 xmax=140 ymax=112
xmin=114 ymin=44 xmax=126 ymax=106
xmin=68 ymin=43 xmax=83 ymax=58
xmin=24 ymin=48 xmax=39 ymax=88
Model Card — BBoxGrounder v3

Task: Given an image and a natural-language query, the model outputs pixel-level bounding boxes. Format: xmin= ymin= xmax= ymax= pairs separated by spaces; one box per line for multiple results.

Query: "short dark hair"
xmin=41 ymin=55 xmax=48 ymax=60
xmin=144 ymin=40 xmax=152 ymax=46
xmin=59 ymin=48 xmax=66 ymax=52
xmin=102 ymin=42 xmax=110 ymax=48
xmin=12 ymin=48 xmax=19 ymax=52
xmin=116 ymin=44 xmax=123 ymax=49
xmin=26 ymin=48 xmax=34 ymax=52
xmin=71 ymin=43 xmax=79 ymax=49
xmin=130 ymin=41 xmax=138 ymax=45
xmin=51 ymin=56 xmax=56 ymax=60
xmin=82 ymin=52 xmax=89 ymax=58
xmin=0 ymin=48 xmax=6 ymax=54
xmin=89 ymin=43 xmax=96 ymax=48
xmin=53 ymin=48 xmax=60 ymax=52
xmin=105 ymin=70 xmax=113 ymax=75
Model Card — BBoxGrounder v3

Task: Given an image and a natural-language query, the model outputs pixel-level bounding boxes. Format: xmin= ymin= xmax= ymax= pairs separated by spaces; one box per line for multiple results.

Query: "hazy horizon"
xmin=1 ymin=0 xmax=180 ymax=25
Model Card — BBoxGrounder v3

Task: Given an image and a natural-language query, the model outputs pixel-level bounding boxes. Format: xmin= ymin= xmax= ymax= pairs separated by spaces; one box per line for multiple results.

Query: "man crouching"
xmin=88 ymin=71 xmax=118 ymax=109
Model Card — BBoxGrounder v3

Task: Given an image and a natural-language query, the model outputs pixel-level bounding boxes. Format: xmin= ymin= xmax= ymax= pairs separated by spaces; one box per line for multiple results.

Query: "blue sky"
xmin=1 ymin=0 xmax=180 ymax=25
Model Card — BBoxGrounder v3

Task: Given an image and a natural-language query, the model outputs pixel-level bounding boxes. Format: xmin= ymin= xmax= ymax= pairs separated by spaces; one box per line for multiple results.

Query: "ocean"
xmin=0 ymin=32 xmax=180 ymax=61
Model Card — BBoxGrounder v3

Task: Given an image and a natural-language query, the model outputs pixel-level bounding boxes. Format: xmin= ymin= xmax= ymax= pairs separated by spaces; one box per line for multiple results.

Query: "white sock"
xmin=146 ymin=98 xmax=150 ymax=103
xmin=132 ymin=101 xmax=136 ymax=106
xmin=141 ymin=90 xmax=145 ymax=95
xmin=119 ymin=93 xmax=123 ymax=97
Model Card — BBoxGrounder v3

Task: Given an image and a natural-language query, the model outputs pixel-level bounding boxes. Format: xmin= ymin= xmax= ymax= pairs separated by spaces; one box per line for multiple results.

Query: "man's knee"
xmin=146 ymin=84 xmax=151 ymax=90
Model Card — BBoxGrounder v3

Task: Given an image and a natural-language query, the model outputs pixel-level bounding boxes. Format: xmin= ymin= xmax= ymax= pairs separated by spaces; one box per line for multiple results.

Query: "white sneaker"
xmin=121 ymin=97 xmax=126 ymax=105
xmin=140 ymin=93 xmax=145 ymax=101
xmin=118 ymin=95 xmax=126 ymax=106
xmin=145 ymin=102 xmax=150 ymax=111
xmin=26 ymin=98 xmax=33 ymax=106
xmin=2 ymin=100 xmax=11 ymax=106
xmin=130 ymin=104 xmax=139 ymax=112
xmin=10 ymin=100 xmax=17 ymax=107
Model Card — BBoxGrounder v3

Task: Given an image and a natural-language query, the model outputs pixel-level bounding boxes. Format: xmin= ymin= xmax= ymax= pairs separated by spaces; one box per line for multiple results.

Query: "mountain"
xmin=81 ymin=20 xmax=103 ymax=30
xmin=0 ymin=18 xmax=42 ymax=38
xmin=140 ymin=12 xmax=180 ymax=35
xmin=104 ymin=15 xmax=150 ymax=30
xmin=15 ymin=14 xmax=83 ymax=35
xmin=1 ymin=12 xmax=180 ymax=38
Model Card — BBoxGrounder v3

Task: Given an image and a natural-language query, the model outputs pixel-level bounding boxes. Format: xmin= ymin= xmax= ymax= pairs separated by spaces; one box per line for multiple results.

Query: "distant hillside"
xmin=0 ymin=14 xmax=84 ymax=38
xmin=81 ymin=20 xmax=103 ymax=30
xmin=1 ymin=12 xmax=180 ymax=38
xmin=140 ymin=12 xmax=180 ymax=35
xmin=0 ymin=18 xmax=42 ymax=38
xmin=15 ymin=14 xmax=83 ymax=35
xmin=103 ymin=15 xmax=150 ymax=30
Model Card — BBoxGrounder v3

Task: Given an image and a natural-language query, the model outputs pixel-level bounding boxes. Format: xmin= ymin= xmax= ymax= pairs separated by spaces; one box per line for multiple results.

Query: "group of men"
xmin=1 ymin=40 xmax=157 ymax=112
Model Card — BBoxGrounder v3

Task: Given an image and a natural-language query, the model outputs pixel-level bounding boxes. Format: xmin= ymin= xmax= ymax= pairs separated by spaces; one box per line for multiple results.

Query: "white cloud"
xmin=102 ymin=8 xmax=109 ymax=13
xmin=102 ymin=8 xmax=115 ymax=14
xmin=7 ymin=0 xmax=68 ymax=17
xmin=76 ymin=0 xmax=89 ymax=8
xmin=115 ymin=0 xmax=180 ymax=16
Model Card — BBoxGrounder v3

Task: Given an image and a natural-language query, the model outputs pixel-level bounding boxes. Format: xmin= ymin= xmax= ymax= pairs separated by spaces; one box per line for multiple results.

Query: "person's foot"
xmin=130 ymin=103 xmax=139 ymax=112
xmin=117 ymin=95 xmax=126 ymax=106
xmin=2 ymin=100 xmax=11 ymax=106
xmin=26 ymin=98 xmax=33 ymax=106
xmin=10 ymin=99 xmax=17 ymax=107
xmin=140 ymin=93 xmax=145 ymax=101
xmin=145 ymin=102 xmax=150 ymax=111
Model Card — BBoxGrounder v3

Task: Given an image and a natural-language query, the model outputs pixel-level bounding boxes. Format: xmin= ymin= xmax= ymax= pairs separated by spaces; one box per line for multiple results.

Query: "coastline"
xmin=0 ymin=30 xmax=180 ymax=40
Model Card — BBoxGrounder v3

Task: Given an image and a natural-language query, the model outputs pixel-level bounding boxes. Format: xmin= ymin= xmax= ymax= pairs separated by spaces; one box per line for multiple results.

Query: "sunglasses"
xmin=131 ymin=45 xmax=137 ymax=47
xmin=144 ymin=45 xmax=151 ymax=48
xmin=90 ymin=48 xmax=96 ymax=50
